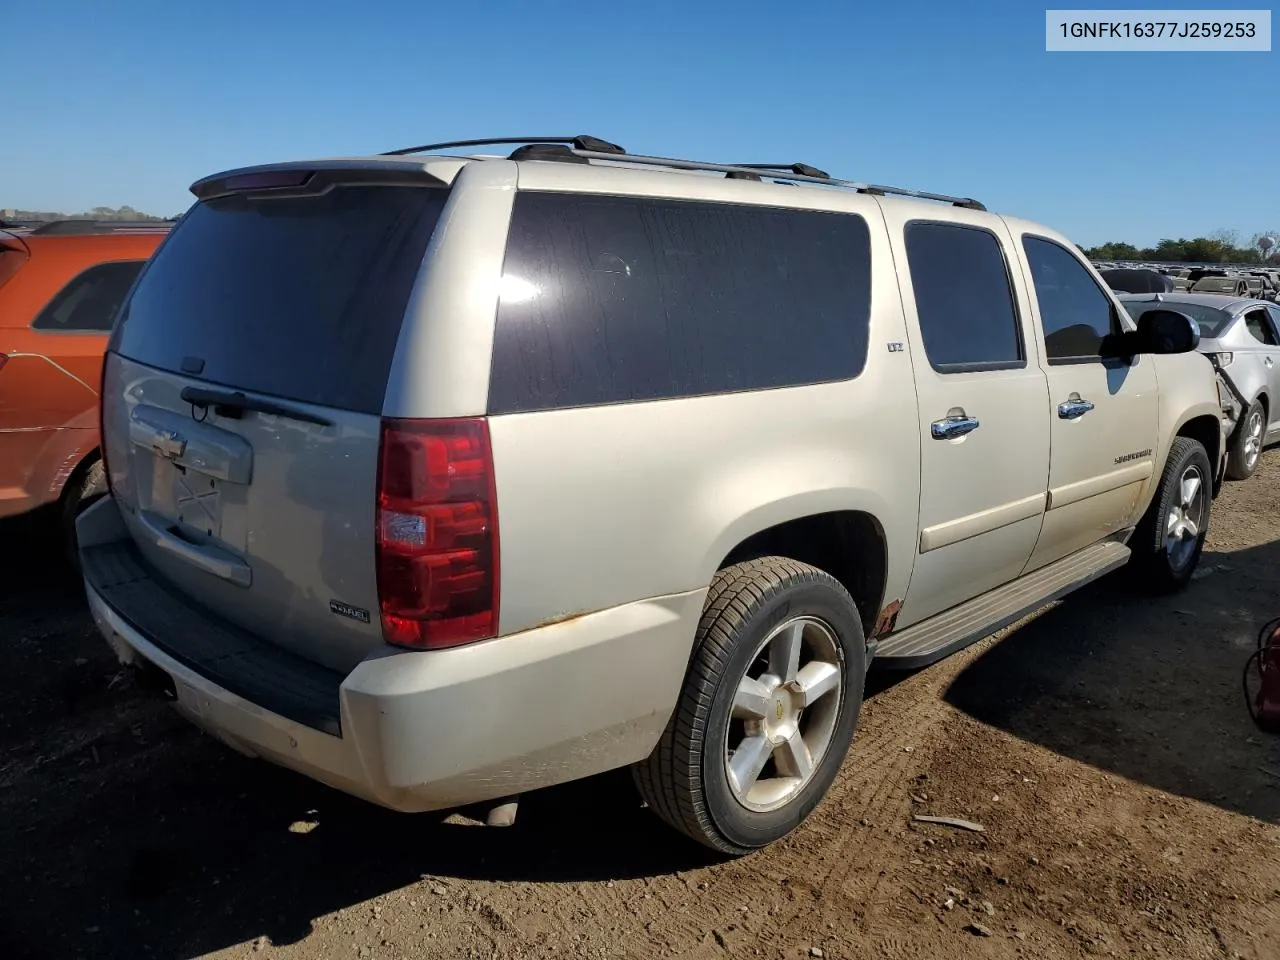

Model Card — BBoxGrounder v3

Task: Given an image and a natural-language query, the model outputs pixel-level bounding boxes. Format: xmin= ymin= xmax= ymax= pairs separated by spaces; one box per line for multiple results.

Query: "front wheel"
xmin=633 ymin=557 xmax=866 ymax=855
xmin=1129 ymin=437 xmax=1211 ymax=593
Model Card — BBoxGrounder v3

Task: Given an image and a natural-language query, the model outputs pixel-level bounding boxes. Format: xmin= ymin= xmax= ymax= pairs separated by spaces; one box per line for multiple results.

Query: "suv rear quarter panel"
xmin=385 ymin=162 xmax=922 ymax=640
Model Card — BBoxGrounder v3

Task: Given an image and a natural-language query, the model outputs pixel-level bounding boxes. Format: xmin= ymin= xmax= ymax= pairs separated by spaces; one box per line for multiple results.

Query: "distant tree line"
xmin=1 ymin=205 xmax=178 ymax=223
xmin=1083 ymin=229 xmax=1280 ymax=265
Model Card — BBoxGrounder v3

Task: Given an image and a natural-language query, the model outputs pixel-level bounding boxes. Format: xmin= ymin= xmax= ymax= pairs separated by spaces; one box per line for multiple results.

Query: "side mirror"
xmin=1132 ymin=308 xmax=1200 ymax=355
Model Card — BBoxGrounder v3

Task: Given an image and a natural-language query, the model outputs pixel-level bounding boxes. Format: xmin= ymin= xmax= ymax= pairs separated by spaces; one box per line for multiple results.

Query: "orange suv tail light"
xmin=375 ymin=418 xmax=500 ymax=649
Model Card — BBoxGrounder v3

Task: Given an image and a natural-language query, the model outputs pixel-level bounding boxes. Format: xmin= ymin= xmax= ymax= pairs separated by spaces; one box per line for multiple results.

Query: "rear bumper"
xmin=79 ymin=497 xmax=704 ymax=813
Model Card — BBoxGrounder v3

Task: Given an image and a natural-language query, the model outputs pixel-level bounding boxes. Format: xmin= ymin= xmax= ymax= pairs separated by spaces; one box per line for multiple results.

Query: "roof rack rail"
xmin=734 ymin=162 xmax=832 ymax=180
xmin=376 ymin=136 xmax=986 ymax=211
xmin=28 ymin=219 xmax=175 ymax=235
xmin=568 ymin=149 xmax=987 ymax=211
xmin=855 ymin=184 xmax=986 ymax=211
xmin=381 ymin=135 xmax=625 ymax=157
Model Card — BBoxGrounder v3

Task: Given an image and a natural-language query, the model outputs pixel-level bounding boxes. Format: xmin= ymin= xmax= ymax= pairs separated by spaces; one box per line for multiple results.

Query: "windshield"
xmin=111 ymin=184 xmax=448 ymax=414
xmin=1122 ymin=300 xmax=1234 ymax=338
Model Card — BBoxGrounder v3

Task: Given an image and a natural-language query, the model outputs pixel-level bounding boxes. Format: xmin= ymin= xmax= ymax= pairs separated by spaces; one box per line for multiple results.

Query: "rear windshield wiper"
xmin=180 ymin=386 xmax=334 ymax=427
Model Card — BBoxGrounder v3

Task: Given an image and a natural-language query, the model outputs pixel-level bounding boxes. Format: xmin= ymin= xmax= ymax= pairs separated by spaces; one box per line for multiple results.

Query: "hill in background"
xmin=2 ymin=205 xmax=178 ymax=223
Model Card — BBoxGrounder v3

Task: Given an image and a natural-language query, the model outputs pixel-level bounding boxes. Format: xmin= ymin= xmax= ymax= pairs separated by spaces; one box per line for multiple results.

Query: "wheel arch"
xmin=1174 ymin=413 xmax=1223 ymax=495
xmin=1252 ymin=390 xmax=1269 ymax=422
xmin=716 ymin=509 xmax=892 ymax=641
xmin=61 ymin=446 xmax=104 ymax=504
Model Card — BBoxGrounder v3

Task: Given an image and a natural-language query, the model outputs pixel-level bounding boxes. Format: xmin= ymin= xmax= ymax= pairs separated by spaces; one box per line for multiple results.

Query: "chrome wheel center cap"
xmin=761 ymin=681 xmax=802 ymax=741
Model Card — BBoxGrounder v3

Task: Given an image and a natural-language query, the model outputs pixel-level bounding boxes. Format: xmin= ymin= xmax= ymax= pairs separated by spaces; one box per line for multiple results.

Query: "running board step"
xmin=873 ymin=540 xmax=1131 ymax=670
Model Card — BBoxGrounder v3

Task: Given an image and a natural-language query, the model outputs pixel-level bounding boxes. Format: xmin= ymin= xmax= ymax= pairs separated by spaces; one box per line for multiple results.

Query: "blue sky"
xmin=3 ymin=1 xmax=1275 ymax=246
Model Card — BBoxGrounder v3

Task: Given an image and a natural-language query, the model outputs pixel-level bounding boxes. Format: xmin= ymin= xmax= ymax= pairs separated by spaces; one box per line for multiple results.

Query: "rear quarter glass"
xmin=488 ymin=192 xmax=872 ymax=414
xmin=110 ymin=185 xmax=449 ymax=414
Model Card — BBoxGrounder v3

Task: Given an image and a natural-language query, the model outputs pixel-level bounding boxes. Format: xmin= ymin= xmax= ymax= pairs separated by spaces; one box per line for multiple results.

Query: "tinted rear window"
xmin=488 ymin=192 xmax=872 ymax=414
xmin=112 ymin=185 xmax=447 ymax=413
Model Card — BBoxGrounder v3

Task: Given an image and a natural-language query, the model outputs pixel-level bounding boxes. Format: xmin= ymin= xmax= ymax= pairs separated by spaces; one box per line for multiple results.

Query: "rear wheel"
xmin=60 ymin=459 xmax=107 ymax=566
xmin=633 ymin=557 xmax=866 ymax=855
xmin=1226 ymin=400 xmax=1265 ymax=480
xmin=1129 ymin=437 xmax=1211 ymax=593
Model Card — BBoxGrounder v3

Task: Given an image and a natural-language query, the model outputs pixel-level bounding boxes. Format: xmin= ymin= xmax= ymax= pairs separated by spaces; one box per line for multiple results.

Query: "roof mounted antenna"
xmin=381 ymin=135 xmax=625 ymax=157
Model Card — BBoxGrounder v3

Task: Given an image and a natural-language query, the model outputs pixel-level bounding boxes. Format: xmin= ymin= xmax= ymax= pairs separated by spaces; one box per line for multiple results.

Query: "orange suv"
xmin=0 ymin=219 xmax=170 ymax=548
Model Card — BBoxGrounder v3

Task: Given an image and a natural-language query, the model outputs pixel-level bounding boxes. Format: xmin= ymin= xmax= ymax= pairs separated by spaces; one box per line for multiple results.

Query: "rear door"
xmin=883 ymin=210 xmax=1051 ymax=627
xmin=104 ymin=176 xmax=450 ymax=672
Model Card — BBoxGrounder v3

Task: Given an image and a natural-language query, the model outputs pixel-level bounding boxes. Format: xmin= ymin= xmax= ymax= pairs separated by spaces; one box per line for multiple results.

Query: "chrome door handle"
xmin=931 ymin=414 xmax=980 ymax=440
xmin=1058 ymin=397 xmax=1095 ymax=420
xmin=1266 ymin=357 xmax=1274 ymax=368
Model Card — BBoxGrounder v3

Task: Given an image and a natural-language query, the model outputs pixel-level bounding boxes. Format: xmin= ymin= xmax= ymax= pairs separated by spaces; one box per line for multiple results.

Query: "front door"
xmin=885 ymin=212 xmax=1051 ymax=628
xmin=1014 ymin=233 xmax=1160 ymax=571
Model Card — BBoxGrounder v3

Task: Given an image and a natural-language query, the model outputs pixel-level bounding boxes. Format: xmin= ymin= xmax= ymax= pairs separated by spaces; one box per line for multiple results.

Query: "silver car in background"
xmin=1121 ymin=293 xmax=1280 ymax=479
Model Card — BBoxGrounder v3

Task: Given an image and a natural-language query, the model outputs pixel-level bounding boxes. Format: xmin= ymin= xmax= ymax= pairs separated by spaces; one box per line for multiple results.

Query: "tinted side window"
xmin=1244 ymin=309 xmax=1278 ymax=346
xmin=32 ymin=261 xmax=145 ymax=332
xmin=904 ymin=222 xmax=1022 ymax=370
xmin=1022 ymin=236 xmax=1118 ymax=362
xmin=489 ymin=193 xmax=872 ymax=414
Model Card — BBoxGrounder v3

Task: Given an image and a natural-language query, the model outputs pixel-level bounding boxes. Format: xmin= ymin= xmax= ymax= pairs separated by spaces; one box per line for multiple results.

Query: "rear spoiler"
xmin=191 ymin=158 xmax=456 ymax=201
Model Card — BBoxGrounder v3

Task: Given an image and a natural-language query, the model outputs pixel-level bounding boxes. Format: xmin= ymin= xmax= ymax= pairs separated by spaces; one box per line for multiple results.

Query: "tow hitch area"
xmin=133 ymin=657 xmax=177 ymax=702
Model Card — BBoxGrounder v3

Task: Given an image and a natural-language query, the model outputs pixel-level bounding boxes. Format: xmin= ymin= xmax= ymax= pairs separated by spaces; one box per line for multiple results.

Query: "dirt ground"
xmin=3 ymin=457 xmax=1280 ymax=960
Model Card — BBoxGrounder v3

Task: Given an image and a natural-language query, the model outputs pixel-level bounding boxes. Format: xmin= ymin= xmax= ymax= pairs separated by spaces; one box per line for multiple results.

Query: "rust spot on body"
xmin=872 ymin=598 xmax=903 ymax=638
xmin=528 ymin=609 xmax=596 ymax=632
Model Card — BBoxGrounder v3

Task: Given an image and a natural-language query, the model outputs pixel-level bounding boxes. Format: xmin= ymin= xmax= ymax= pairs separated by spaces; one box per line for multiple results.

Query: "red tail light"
xmin=375 ymin=417 xmax=500 ymax=649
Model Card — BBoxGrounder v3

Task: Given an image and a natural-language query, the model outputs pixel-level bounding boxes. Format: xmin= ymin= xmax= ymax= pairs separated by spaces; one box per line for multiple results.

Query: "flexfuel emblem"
xmin=329 ymin=600 xmax=371 ymax=624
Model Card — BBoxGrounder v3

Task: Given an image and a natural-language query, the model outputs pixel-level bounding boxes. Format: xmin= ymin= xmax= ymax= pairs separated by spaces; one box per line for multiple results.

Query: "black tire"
xmin=1129 ymin=437 xmax=1211 ymax=593
xmin=1225 ymin=400 xmax=1265 ymax=481
xmin=60 ymin=459 xmax=107 ymax=566
xmin=633 ymin=557 xmax=866 ymax=855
